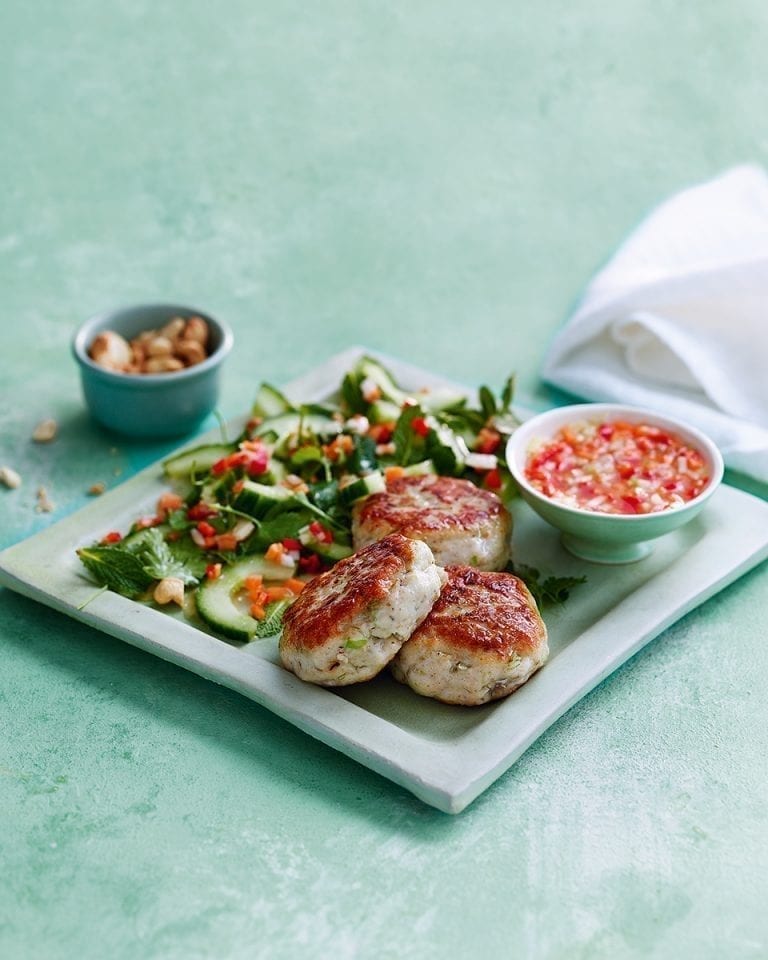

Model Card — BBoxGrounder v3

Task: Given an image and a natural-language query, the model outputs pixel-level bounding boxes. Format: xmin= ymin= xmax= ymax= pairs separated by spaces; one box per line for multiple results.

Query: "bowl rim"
xmin=506 ymin=402 xmax=725 ymax=523
xmin=71 ymin=303 xmax=234 ymax=386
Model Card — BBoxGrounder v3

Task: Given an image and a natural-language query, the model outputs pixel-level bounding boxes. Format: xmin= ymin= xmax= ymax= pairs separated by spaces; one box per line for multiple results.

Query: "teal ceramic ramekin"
xmin=506 ymin=403 xmax=724 ymax=563
xmin=72 ymin=304 xmax=233 ymax=438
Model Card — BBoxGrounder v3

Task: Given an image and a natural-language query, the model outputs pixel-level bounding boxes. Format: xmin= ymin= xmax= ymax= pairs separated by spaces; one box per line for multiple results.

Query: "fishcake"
xmin=280 ymin=533 xmax=445 ymax=686
xmin=391 ymin=565 xmax=548 ymax=705
xmin=352 ymin=474 xmax=511 ymax=571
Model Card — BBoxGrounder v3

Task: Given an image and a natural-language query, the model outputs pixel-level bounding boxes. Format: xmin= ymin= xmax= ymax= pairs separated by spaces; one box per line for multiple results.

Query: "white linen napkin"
xmin=541 ymin=164 xmax=768 ymax=484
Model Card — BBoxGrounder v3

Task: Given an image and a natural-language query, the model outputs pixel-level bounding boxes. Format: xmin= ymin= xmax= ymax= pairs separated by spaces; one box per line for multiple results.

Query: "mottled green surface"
xmin=2 ymin=2 xmax=767 ymax=958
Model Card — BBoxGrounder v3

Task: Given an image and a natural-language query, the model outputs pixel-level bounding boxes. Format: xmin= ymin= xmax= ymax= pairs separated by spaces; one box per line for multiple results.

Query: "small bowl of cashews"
xmin=72 ymin=303 xmax=234 ymax=437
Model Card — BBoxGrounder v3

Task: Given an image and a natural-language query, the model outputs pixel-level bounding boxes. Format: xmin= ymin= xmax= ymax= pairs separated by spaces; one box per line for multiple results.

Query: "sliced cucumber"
xmin=307 ymin=540 xmax=353 ymax=561
xmin=252 ymin=383 xmax=295 ymax=419
xmin=121 ymin=524 xmax=170 ymax=552
xmin=196 ymin=555 xmax=296 ymax=642
xmin=234 ymin=480 xmax=297 ymax=518
xmin=337 ymin=471 xmax=386 ymax=506
xmin=356 ymin=357 xmax=407 ymax=405
xmin=403 ymin=459 xmax=437 ymax=476
xmin=418 ymin=388 xmax=468 ymax=414
xmin=255 ymin=411 xmax=342 ymax=443
xmin=163 ymin=444 xmax=236 ymax=479
xmin=368 ymin=399 xmax=401 ymax=424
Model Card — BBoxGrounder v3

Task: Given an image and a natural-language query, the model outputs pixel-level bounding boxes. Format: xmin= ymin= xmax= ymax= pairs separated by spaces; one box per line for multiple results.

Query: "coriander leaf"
xmin=167 ymin=508 xmax=193 ymax=532
xmin=77 ymin=546 xmax=154 ymax=598
xmin=511 ymin=563 xmax=586 ymax=607
xmin=162 ymin=535 xmax=211 ymax=578
xmin=254 ymin=599 xmax=291 ymax=638
xmin=251 ymin=511 xmax=314 ymax=550
xmin=136 ymin=528 xmax=200 ymax=585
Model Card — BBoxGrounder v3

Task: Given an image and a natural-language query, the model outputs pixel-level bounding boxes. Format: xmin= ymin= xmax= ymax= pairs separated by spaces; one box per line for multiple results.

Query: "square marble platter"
xmin=2 ymin=347 xmax=768 ymax=814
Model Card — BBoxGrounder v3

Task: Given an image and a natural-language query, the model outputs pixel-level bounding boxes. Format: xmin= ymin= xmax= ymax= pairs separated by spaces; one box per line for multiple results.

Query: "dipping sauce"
xmin=524 ymin=420 xmax=710 ymax=515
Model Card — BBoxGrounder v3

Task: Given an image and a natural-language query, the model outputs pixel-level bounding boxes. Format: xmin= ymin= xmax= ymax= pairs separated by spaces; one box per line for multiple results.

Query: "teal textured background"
xmin=2 ymin=2 xmax=767 ymax=957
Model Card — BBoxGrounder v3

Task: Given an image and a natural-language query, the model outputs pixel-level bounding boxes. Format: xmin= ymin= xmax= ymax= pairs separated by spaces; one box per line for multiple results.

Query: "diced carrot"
xmin=265 ymin=586 xmax=294 ymax=602
xmin=157 ymin=492 xmax=184 ymax=518
xmin=249 ymin=604 xmax=266 ymax=620
xmin=215 ymin=533 xmax=238 ymax=552
xmin=284 ymin=578 xmax=306 ymax=595
xmin=244 ymin=575 xmax=263 ymax=599
xmin=265 ymin=542 xmax=284 ymax=564
xmin=384 ymin=466 xmax=406 ymax=484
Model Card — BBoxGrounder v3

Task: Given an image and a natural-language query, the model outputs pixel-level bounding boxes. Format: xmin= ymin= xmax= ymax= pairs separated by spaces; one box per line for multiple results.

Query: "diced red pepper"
xmin=187 ymin=502 xmax=217 ymax=521
xmin=368 ymin=423 xmax=395 ymax=444
xmin=484 ymin=468 xmax=503 ymax=490
xmin=298 ymin=553 xmax=322 ymax=574
xmin=205 ymin=563 xmax=222 ymax=580
xmin=134 ymin=515 xmax=162 ymax=530
xmin=282 ymin=538 xmax=302 ymax=552
xmin=308 ymin=520 xmax=333 ymax=544
xmin=196 ymin=521 xmax=217 ymax=538
xmin=101 ymin=531 xmax=123 ymax=544
xmin=411 ymin=417 xmax=430 ymax=437
xmin=476 ymin=428 xmax=502 ymax=455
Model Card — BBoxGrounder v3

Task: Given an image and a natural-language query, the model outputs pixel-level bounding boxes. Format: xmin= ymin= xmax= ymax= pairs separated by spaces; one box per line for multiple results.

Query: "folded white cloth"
xmin=541 ymin=165 xmax=768 ymax=484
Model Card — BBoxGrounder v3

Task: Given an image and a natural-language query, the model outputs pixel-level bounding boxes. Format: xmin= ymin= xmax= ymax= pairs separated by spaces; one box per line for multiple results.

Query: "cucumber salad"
xmin=77 ymin=355 xmax=530 ymax=642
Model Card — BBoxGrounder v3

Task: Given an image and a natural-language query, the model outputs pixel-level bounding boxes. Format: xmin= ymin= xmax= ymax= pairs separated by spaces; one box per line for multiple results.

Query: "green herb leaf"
xmin=500 ymin=375 xmax=515 ymax=413
xmin=135 ymin=528 xmax=200 ymax=585
xmin=340 ymin=373 xmax=366 ymax=415
xmin=392 ymin=404 xmax=423 ymax=466
xmin=348 ymin=434 xmax=378 ymax=474
xmin=511 ymin=564 xmax=586 ymax=607
xmin=478 ymin=385 xmax=497 ymax=420
xmin=77 ymin=546 xmax=154 ymax=598
xmin=344 ymin=636 xmax=367 ymax=649
xmin=254 ymin=599 xmax=291 ymax=638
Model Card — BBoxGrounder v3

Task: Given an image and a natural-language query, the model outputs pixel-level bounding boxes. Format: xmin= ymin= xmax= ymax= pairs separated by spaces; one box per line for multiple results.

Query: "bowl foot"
xmin=560 ymin=533 xmax=652 ymax=565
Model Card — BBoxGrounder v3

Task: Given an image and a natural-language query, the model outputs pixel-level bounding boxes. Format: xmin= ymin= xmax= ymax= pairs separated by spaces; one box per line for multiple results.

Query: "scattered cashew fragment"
xmin=153 ymin=577 xmax=185 ymax=606
xmin=0 ymin=466 xmax=21 ymax=489
xmin=35 ymin=486 xmax=54 ymax=513
xmin=32 ymin=418 xmax=58 ymax=443
xmin=88 ymin=482 xmax=106 ymax=496
xmin=89 ymin=331 xmax=132 ymax=371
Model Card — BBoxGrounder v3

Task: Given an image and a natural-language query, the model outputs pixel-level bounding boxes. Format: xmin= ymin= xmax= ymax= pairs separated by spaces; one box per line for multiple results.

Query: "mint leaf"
xmin=254 ymin=600 xmax=290 ymax=638
xmin=77 ymin=546 xmax=154 ymax=598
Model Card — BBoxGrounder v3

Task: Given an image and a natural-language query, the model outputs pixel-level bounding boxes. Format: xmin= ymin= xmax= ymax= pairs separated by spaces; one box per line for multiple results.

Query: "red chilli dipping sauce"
xmin=524 ymin=419 xmax=710 ymax=516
